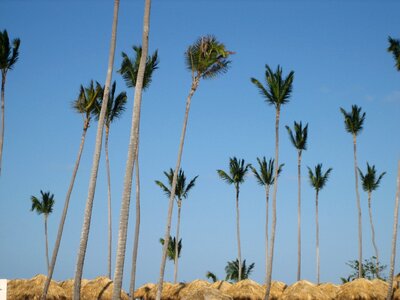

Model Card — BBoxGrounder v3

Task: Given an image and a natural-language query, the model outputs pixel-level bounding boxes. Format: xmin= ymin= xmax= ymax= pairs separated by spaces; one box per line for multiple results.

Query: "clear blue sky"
xmin=1 ymin=0 xmax=400 ymax=292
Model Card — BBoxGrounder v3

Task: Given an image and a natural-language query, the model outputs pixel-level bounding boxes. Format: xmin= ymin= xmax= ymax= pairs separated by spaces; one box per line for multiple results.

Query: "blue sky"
xmin=1 ymin=0 xmax=400 ymax=292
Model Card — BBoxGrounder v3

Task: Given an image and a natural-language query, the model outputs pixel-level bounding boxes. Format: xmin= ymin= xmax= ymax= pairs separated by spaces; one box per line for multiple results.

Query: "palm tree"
xmin=205 ymin=271 xmax=219 ymax=283
xmin=225 ymin=259 xmax=255 ymax=282
xmin=251 ymin=65 xmax=294 ymax=300
xmin=42 ymin=80 xmax=101 ymax=300
xmin=285 ymin=121 xmax=308 ymax=281
xmin=250 ymin=157 xmax=283 ymax=284
xmin=217 ymin=157 xmax=250 ymax=282
xmin=31 ymin=190 xmax=55 ymax=274
xmin=94 ymin=81 xmax=127 ymax=279
xmin=156 ymin=35 xmax=232 ymax=300
xmin=359 ymin=163 xmax=385 ymax=277
xmin=387 ymin=36 xmax=400 ymax=71
xmin=159 ymin=236 xmax=182 ymax=262
xmin=386 ymin=161 xmax=400 ymax=300
xmin=155 ymin=168 xmax=198 ymax=283
xmin=73 ymin=1 xmax=120 ymax=299
xmin=340 ymin=105 xmax=366 ymax=279
xmin=308 ymin=164 xmax=332 ymax=284
xmin=0 ymin=30 xmax=20 ymax=175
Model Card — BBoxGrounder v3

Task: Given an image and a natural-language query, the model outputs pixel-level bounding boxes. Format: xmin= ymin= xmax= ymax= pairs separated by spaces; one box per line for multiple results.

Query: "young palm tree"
xmin=359 ymin=163 xmax=385 ymax=277
xmin=340 ymin=104 xmax=366 ymax=279
xmin=308 ymin=164 xmax=332 ymax=284
xmin=159 ymin=236 xmax=182 ymax=262
xmin=155 ymin=168 xmax=198 ymax=283
xmin=31 ymin=191 xmax=55 ymax=274
xmin=225 ymin=259 xmax=255 ymax=282
xmin=156 ymin=35 xmax=232 ymax=300
xmin=42 ymin=81 xmax=101 ymax=300
xmin=94 ymin=81 xmax=127 ymax=279
xmin=251 ymin=65 xmax=294 ymax=300
xmin=387 ymin=36 xmax=400 ymax=71
xmin=285 ymin=121 xmax=308 ymax=281
xmin=250 ymin=157 xmax=283 ymax=284
xmin=0 ymin=30 xmax=20 ymax=175
xmin=217 ymin=157 xmax=251 ymax=282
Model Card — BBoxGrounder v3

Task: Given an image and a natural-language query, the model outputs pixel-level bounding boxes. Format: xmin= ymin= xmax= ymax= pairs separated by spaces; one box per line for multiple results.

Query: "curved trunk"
xmin=297 ymin=151 xmax=302 ymax=281
xmin=353 ymin=134 xmax=363 ymax=279
xmin=44 ymin=214 xmax=50 ymax=274
xmin=105 ymin=127 xmax=112 ymax=279
xmin=367 ymin=191 xmax=379 ymax=277
xmin=155 ymin=77 xmax=200 ymax=300
xmin=0 ymin=72 xmax=5 ymax=175
xmin=74 ymin=1 xmax=120 ymax=299
xmin=173 ymin=200 xmax=182 ymax=283
xmin=264 ymin=184 xmax=270 ymax=285
xmin=316 ymin=190 xmax=320 ymax=284
xmin=112 ymin=0 xmax=150 ymax=298
xmin=386 ymin=160 xmax=400 ymax=300
xmin=264 ymin=107 xmax=280 ymax=300
xmin=41 ymin=121 xmax=89 ymax=300
xmin=236 ymin=184 xmax=242 ymax=282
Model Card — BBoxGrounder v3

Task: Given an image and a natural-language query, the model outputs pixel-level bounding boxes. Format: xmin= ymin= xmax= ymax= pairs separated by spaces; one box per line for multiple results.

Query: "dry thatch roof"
xmin=280 ymin=280 xmax=329 ymax=300
xmin=336 ymin=278 xmax=388 ymax=300
xmin=210 ymin=281 xmax=233 ymax=293
xmin=146 ymin=282 xmax=183 ymax=300
xmin=80 ymin=276 xmax=129 ymax=300
xmin=318 ymin=283 xmax=340 ymax=300
xmin=134 ymin=283 xmax=156 ymax=300
xmin=181 ymin=287 xmax=233 ymax=300
xmin=177 ymin=280 xmax=211 ymax=299
xmin=59 ymin=278 xmax=89 ymax=299
xmin=226 ymin=279 xmax=265 ymax=300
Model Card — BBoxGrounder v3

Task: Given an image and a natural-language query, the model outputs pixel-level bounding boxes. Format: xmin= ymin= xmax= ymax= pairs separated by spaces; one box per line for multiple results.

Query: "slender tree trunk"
xmin=41 ymin=121 xmax=89 ymax=300
xmin=105 ymin=127 xmax=112 ymax=279
xmin=353 ymin=134 xmax=363 ymax=279
xmin=386 ymin=160 xmax=400 ymax=300
xmin=264 ymin=185 xmax=270 ymax=285
xmin=315 ymin=190 xmax=320 ymax=284
xmin=129 ymin=150 xmax=140 ymax=299
xmin=173 ymin=200 xmax=182 ymax=283
xmin=74 ymin=1 xmax=120 ymax=299
xmin=44 ymin=215 xmax=50 ymax=274
xmin=112 ymin=1 xmax=150 ymax=298
xmin=367 ymin=191 xmax=380 ymax=277
xmin=235 ymin=185 xmax=242 ymax=282
xmin=264 ymin=107 xmax=280 ymax=300
xmin=0 ymin=72 xmax=6 ymax=175
xmin=156 ymin=77 xmax=200 ymax=300
xmin=297 ymin=151 xmax=302 ymax=282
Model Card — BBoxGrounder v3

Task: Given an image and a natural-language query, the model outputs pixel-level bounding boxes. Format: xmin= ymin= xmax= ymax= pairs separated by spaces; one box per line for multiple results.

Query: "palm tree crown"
xmin=159 ymin=236 xmax=182 ymax=261
xmin=225 ymin=259 xmax=255 ymax=282
xmin=31 ymin=191 xmax=55 ymax=216
xmin=340 ymin=105 xmax=366 ymax=136
xmin=95 ymin=81 xmax=127 ymax=127
xmin=217 ymin=157 xmax=251 ymax=187
xmin=251 ymin=157 xmax=283 ymax=187
xmin=0 ymin=30 xmax=20 ymax=75
xmin=286 ymin=121 xmax=308 ymax=151
xmin=388 ymin=36 xmax=400 ymax=71
xmin=359 ymin=163 xmax=386 ymax=194
xmin=155 ymin=168 xmax=198 ymax=201
xmin=73 ymin=80 xmax=102 ymax=121
xmin=308 ymin=164 xmax=332 ymax=193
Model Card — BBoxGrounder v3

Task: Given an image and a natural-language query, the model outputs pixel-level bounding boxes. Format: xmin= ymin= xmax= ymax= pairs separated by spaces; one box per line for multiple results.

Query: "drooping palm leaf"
xmin=340 ymin=105 xmax=366 ymax=136
xmin=0 ymin=30 xmax=21 ymax=72
xmin=286 ymin=121 xmax=308 ymax=151
xmin=359 ymin=163 xmax=386 ymax=193
xmin=388 ymin=36 xmax=400 ymax=71
xmin=308 ymin=164 xmax=333 ymax=193
xmin=250 ymin=157 xmax=284 ymax=187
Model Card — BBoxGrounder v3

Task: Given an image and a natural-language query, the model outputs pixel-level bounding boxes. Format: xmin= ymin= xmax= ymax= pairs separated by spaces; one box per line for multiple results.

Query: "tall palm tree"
xmin=42 ymin=80 xmax=101 ymax=300
xmin=31 ymin=190 xmax=55 ymax=274
xmin=340 ymin=104 xmax=366 ymax=279
xmin=387 ymin=36 xmax=400 ymax=71
xmin=94 ymin=81 xmax=127 ymax=279
xmin=225 ymin=259 xmax=255 ymax=282
xmin=251 ymin=65 xmax=294 ymax=300
xmin=155 ymin=168 xmax=198 ymax=283
xmin=285 ymin=121 xmax=308 ymax=281
xmin=359 ymin=163 xmax=385 ymax=277
xmin=308 ymin=164 xmax=332 ymax=284
xmin=250 ymin=157 xmax=283 ymax=284
xmin=0 ymin=30 xmax=20 ymax=175
xmin=73 ymin=1 xmax=120 ymax=299
xmin=156 ymin=35 xmax=232 ymax=300
xmin=217 ymin=157 xmax=251 ymax=282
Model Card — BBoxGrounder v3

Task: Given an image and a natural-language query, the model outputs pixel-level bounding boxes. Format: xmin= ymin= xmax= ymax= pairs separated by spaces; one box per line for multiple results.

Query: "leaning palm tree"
xmin=217 ymin=157 xmax=251 ymax=282
xmin=31 ymin=190 xmax=55 ymax=274
xmin=94 ymin=81 xmax=127 ymax=279
xmin=340 ymin=104 xmax=366 ymax=279
xmin=251 ymin=65 xmax=294 ymax=300
xmin=285 ymin=121 xmax=308 ymax=281
xmin=156 ymin=35 xmax=232 ymax=300
xmin=387 ymin=36 xmax=400 ymax=71
xmin=0 ymin=30 xmax=20 ymax=175
xmin=42 ymin=80 xmax=101 ymax=300
xmin=225 ymin=259 xmax=255 ymax=283
xmin=155 ymin=168 xmax=198 ymax=283
xmin=308 ymin=164 xmax=332 ymax=284
xmin=250 ymin=157 xmax=283 ymax=284
xmin=359 ymin=163 xmax=385 ymax=277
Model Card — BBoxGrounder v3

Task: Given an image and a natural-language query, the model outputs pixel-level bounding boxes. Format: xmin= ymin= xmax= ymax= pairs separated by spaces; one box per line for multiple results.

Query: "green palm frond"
xmin=225 ymin=259 xmax=255 ymax=282
xmin=217 ymin=170 xmax=234 ymax=185
xmin=388 ymin=36 xmax=400 ymax=71
xmin=285 ymin=121 xmax=308 ymax=151
xmin=73 ymin=80 xmax=102 ymax=119
xmin=30 ymin=190 xmax=55 ymax=216
xmin=340 ymin=105 xmax=366 ymax=136
xmin=359 ymin=163 xmax=386 ymax=193
xmin=205 ymin=271 xmax=219 ymax=283
xmin=0 ymin=30 xmax=20 ymax=72
xmin=251 ymin=157 xmax=283 ymax=187
xmin=156 ymin=168 xmax=198 ymax=201
xmin=308 ymin=164 xmax=332 ymax=193
xmin=159 ymin=236 xmax=182 ymax=261
xmin=219 ymin=157 xmax=251 ymax=186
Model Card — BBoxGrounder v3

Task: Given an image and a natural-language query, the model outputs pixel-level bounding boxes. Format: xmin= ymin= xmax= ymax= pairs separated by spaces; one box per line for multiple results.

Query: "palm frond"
xmin=0 ymin=30 xmax=20 ymax=72
xmin=308 ymin=164 xmax=332 ymax=192
xmin=286 ymin=121 xmax=308 ymax=151
xmin=388 ymin=36 xmax=400 ymax=71
xmin=30 ymin=190 xmax=55 ymax=216
xmin=359 ymin=163 xmax=386 ymax=193
xmin=217 ymin=170 xmax=234 ymax=185
xmin=340 ymin=105 xmax=366 ymax=135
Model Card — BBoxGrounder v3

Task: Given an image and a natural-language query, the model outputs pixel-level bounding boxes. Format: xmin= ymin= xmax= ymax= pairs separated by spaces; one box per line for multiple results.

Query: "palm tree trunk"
xmin=264 ymin=107 xmax=280 ymax=300
xmin=353 ymin=134 xmax=363 ymax=279
xmin=297 ymin=151 xmax=302 ymax=282
xmin=0 ymin=72 xmax=6 ymax=175
xmin=41 ymin=121 xmax=89 ymax=300
xmin=386 ymin=160 xmax=400 ymax=300
xmin=316 ymin=190 xmax=320 ymax=284
xmin=367 ymin=191 xmax=379 ymax=277
xmin=236 ymin=184 xmax=242 ymax=282
xmin=105 ymin=127 xmax=112 ymax=279
xmin=74 ymin=1 xmax=120 ymax=299
xmin=112 ymin=1 xmax=150 ymax=298
xmin=174 ymin=200 xmax=182 ymax=284
xmin=264 ymin=185 xmax=270 ymax=285
xmin=44 ymin=215 xmax=50 ymax=275
xmin=129 ymin=150 xmax=140 ymax=299
xmin=156 ymin=77 xmax=200 ymax=300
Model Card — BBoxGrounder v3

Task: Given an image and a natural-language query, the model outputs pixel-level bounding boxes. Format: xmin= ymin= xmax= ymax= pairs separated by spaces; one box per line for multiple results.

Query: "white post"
xmin=0 ymin=279 xmax=7 ymax=300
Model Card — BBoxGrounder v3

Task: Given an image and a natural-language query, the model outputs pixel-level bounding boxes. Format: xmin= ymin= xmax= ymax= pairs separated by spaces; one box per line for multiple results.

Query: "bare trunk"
xmin=353 ymin=134 xmax=363 ymax=279
xmin=264 ymin=185 xmax=270 ymax=285
xmin=264 ymin=107 xmax=280 ymax=300
xmin=0 ymin=72 xmax=6 ymax=175
xmin=112 ymin=0 xmax=150 ymax=298
xmin=174 ymin=200 xmax=182 ymax=283
xmin=367 ymin=191 xmax=380 ymax=277
xmin=236 ymin=184 xmax=242 ymax=281
xmin=74 ymin=1 xmax=119 ymax=299
xmin=316 ymin=190 xmax=320 ymax=284
xmin=44 ymin=215 xmax=50 ymax=275
xmin=155 ymin=77 xmax=200 ymax=300
xmin=386 ymin=160 xmax=400 ymax=300
xmin=105 ymin=127 xmax=112 ymax=279
xmin=297 ymin=151 xmax=302 ymax=281
xmin=41 ymin=121 xmax=89 ymax=300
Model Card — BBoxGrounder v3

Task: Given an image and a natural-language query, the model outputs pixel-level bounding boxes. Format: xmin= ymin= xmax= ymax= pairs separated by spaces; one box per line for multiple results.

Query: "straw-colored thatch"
xmin=177 ymin=280 xmax=211 ymax=299
xmin=181 ymin=287 xmax=233 ymax=300
xmin=226 ymin=279 xmax=265 ymax=300
xmin=280 ymin=280 xmax=329 ymax=300
xmin=336 ymin=278 xmax=387 ymax=300
xmin=318 ymin=283 xmax=340 ymax=300
xmin=7 ymin=274 xmax=68 ymax=300
xmin=210 ymin=281 xmax=233 ymax=293
xmin=265 ymin=281 xmax=287 ymax=300
xmin=80 ymin=276 xmax=129 ymax=300
xmin=59 ymin=278 xmax=89 ymax=299
xmin=146 ymin=282 xmax=183 ymax=300
xmin=134 ymin=283 xmax=156 ymax=300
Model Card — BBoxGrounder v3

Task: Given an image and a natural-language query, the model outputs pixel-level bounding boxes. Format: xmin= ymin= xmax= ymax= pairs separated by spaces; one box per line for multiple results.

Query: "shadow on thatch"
xmin=80 ymin=276 xmax=129 ymax=300
xmin=280 ymin=280 xmax=329 ymax=300
xmin=261 ymin=281 xmax=287 ymax=300
xmin=336 ymin=278 xmax=388 ymax=300
xmin=318 ymin=282 xmax=340 ymax=300
xmin=226 ymin=279 xmax=265 ymax=300
xmin=210 ymin=281 xmax=232 ymax=293
xmin=134 ymin=283 xmax=156 ymax=300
